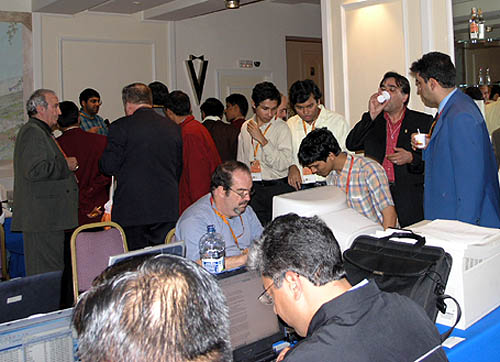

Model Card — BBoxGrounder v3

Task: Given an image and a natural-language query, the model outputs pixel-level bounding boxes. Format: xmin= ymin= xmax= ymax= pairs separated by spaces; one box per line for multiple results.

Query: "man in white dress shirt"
xmin=287 ymin=79 xmax=350 ymax=190
xmin=237 ymin=82 xmax=294 ymax=224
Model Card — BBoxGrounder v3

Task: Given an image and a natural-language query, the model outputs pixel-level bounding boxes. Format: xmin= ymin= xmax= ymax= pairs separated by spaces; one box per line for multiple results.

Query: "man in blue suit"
xmin=410 ymin=52 xmax=500 ymax=228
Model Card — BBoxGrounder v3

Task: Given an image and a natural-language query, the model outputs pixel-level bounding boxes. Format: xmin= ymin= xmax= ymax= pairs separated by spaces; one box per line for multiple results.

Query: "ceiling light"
xmin=225 ymin=0 xmax=240 ymax=9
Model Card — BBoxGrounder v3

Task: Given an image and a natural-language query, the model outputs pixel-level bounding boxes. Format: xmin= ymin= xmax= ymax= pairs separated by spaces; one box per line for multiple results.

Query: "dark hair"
xmin=201 ymin=98 xmax=224 ymax=118
xmin=26 ymin=89 xmax=53 ymax=117
xmin=490 ymin=84 xmax=500 ymax=100
xmin=73 ymin=254 xmax=231 ymax=362
xmin=226 ymin=93 xmax=249 ymax=117
xmin=210 ymin=161 xmax=250 ymax=194
xmin=380 ymin=72 xmax=411 ymax=106
xmin=57 ymin=101 xmax=79 ymax=128
xmin=410 ymin=52 xmax=456 ymax=88
xmin=165 ymin=90 xmax=192 ymax=117
xmin=79 ymin=88 xmax=100 ymax=106
xmin=251 ymin=82 xmax=281 ymax=107
xmin=122 ymin=83 xmax=153 ymax=106
xmin=248 ymin=213 xmax=346 ymax=287
xmin=289 ymin=79 xmax=322 ymax=108
xmin=148 ymin=81 xmax=169 ymax=107
xmin=298 ymin=127 xmax=341 ymax=166
xmin=464 ymin=86 xmax=484 ymax=101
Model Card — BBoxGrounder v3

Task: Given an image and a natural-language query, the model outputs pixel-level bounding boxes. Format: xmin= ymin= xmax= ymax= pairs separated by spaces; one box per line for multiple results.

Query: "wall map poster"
xmin=0 ymin=13 xmax=32 ymax=161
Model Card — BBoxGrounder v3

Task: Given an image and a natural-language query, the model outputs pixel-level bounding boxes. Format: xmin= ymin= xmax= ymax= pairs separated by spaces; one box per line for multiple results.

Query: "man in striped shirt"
xmin=298 ymin=128 xmax=397 ymax=229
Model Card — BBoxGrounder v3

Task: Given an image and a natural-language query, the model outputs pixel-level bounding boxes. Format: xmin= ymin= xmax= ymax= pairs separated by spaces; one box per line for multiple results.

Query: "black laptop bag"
xmin=343 ymin=232 xmax=459 ymax=336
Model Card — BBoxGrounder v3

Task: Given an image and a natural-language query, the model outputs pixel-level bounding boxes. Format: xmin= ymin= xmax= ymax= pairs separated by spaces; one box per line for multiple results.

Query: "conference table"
xmin=438 ymin=305 xmax=500 ymax=361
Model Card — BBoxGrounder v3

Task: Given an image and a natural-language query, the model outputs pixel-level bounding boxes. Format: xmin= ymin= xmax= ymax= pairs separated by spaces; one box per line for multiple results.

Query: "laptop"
xmin=0 ymin=308 xmax=78 ymax=361
xmin=217 ymin=267 xmax=284 ymax=362
xmin=0 ymin=270 xmax=62 ymax=323
xmin=108 ymin=240 xmax=186 ymax=266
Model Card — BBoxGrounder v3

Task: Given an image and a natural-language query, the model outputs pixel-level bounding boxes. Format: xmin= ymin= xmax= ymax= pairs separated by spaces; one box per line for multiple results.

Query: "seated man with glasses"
xmin=248 ymin=214 xmax=447 ymax=362
xmin=176 ymin=161 xmax=263 ymax=269
xmin=346 ymin=72 xmax=433 ymax=227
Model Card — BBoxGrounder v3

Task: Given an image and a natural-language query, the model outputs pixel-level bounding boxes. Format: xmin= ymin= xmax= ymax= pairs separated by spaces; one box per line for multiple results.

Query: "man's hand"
xmin=369 ymin=92 xmax=387 ymax=121
xmin=288 ymin=165 xmax=302 ymax=190
xmin=66 ymin=157 xmax=78 ymax=171
xmin=247 ymin=120 xmax=268 ymax=146
xmin=87 ymin=126 xmax=99 ymax=134
xmin=196 ymin=249 xmax=248 ymax=270
xmin=277 ymin=347 xmax=291 ymax=362
xmin=410 ymin=132 xmax=430 ymax=150
xmin=386 ymin=147 xmax=413 ymax=166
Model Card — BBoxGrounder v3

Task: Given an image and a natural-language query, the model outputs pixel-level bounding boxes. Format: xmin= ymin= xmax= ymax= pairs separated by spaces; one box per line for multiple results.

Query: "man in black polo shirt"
xmin=248 ymin=214 xmax=447 ymax=361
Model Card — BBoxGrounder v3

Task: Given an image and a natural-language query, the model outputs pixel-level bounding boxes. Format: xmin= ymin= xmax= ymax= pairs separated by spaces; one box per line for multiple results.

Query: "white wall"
xmin=34 ymin=11 xmax=170 ymax=121
xmin=173 ymin=2 xmax=322 ymax=120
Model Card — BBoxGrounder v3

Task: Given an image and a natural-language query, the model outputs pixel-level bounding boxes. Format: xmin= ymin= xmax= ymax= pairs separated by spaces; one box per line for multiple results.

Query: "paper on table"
xmin=410 ymin=219 xmax=500 ymax=246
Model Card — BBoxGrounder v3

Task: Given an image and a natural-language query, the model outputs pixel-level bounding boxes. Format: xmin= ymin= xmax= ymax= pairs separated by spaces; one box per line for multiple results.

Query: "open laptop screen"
xmin=217 ymin=268 xmax=283 ymax=357
xmin=0 ymin=308 xmax=77 ymax=361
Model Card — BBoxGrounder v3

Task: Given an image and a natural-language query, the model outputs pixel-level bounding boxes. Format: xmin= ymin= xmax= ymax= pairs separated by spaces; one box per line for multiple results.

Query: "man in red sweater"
xmin=57 ymin=101 xmax=111 ymax=225
xmin=166 ymin=91 xmax=221 ymax=214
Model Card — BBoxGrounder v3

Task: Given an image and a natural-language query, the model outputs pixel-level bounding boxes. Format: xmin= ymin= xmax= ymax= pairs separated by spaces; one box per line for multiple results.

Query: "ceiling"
xmin=31 ymin=0 xmax=320 ymax=21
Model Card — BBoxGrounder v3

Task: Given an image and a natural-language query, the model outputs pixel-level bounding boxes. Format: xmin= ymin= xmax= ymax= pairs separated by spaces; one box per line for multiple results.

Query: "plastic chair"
xmin=71 ymin=221 xmax=128 ymax=303
xmin=165 ymin=228 xmax=176 ymax=244
xmin=0 ymin=223 xmax=8 ymax=280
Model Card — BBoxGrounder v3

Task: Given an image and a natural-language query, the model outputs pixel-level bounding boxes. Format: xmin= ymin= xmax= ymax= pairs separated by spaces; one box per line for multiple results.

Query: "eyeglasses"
xmin=229 ymin=187 xmax=255 ymax=198
xmin=257 ymin=282 xmax=274 ymax=305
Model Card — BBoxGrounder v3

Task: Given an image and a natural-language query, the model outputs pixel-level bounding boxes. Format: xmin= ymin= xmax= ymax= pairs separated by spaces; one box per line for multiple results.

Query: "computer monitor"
xmin=217 ymin=267 xmax=284 ymax=362
xmin=108 ymin=240 xmax=185 ymax=266
xmin=0 ymin=308 xmax=78 ymax=361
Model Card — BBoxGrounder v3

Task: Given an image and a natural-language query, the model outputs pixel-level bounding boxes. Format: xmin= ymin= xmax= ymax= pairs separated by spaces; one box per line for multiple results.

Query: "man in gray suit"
xmin=12 ymin=89 xmax=78 ymax=275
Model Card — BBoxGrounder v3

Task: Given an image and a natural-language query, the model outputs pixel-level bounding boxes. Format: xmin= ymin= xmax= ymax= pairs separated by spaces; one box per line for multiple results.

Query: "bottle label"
xmin=478 ymin=24 xmax=485 ymax=39
xmin=202 ymin=256 xmax=225 ymax=274
xmin=470 ymin=23 xmax=478 ymax=39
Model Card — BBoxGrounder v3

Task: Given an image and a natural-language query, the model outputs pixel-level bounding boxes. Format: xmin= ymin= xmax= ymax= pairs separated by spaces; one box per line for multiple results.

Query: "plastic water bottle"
xmin=199 ymin=225 xmax=225 ymax=274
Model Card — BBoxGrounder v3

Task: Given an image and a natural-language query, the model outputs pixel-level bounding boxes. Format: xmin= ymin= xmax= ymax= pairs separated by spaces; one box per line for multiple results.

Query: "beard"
xmin=233 ymin=201 xmax=249 ymax=216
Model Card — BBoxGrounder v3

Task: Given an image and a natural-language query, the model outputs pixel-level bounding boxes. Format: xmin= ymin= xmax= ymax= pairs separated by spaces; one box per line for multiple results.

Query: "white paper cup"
xmin=414 ymin=133 xmax=427 ymax=149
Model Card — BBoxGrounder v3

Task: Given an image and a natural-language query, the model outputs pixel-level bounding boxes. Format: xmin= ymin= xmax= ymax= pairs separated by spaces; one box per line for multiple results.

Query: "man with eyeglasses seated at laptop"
xmin=73 ymin=254 xmax=232 ymax=361
xmin=248 ymin=214 xmax=447 ymax=362
xmin=176 ymin=161 xmax=263 ymax=270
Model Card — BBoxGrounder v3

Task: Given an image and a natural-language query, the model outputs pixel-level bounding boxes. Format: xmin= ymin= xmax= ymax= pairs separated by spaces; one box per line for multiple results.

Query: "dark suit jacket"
xmin=346 ymin=109 xmax=433 ymax=227
xmin=424 ymin=90 xmax=500 ymax=227
xmin=100 ymin=107 xmax=183 ymax=227
xmin=492 ymin=127 xmax=500 ymax=169
xmin=12 ymin=118 xmax=78 ymax=232
xmin=202 ymin=119 xmax=239 ymax=162
xmin=57 ymin=127 xmax=111 ymax=225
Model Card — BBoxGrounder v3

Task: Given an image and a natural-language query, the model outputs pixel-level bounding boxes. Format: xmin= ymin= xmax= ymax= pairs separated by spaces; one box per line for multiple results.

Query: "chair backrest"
xmin=0 ymin=223 xmax=8 ymax=281
xmin=71 ymin=221 xmax=127 ymax=303
xmin=165 ymin=227 xmax=176 ymax=244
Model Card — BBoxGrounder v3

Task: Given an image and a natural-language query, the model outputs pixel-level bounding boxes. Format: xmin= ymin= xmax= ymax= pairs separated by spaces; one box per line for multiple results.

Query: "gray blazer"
xmin=11 ymin=118 xmax=78 ymax=232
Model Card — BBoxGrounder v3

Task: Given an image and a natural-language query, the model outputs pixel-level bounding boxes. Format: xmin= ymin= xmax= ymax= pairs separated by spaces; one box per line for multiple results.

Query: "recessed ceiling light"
xmin=225 ymin=0 xmax=240 ymax=9
xmin=132 ymin=1 xmax=141 ymax=5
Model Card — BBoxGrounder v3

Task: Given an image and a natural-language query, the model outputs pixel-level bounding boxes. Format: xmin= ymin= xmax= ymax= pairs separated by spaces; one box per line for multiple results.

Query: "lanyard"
xmin=345 ymin=156 xmax=355 ymax=196
xmin=252 ymin=123 xmax=272 ymax=159
xmin=52 ymin=135 xmax=78 ymax=183
xmin=302 ymin=118 xmax=317 ymax=135
xmin=210 ymin=197 xmax=245 ymax=251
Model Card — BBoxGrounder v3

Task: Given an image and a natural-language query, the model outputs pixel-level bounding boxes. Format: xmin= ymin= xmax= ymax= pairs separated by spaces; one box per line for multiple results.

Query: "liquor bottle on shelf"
xmin=469 ymin=7 xmax=478 ymax=41
xmin=478 ymin=67 xmax=484 ymax=85
xmin=486 ymin=68 xmax=491 ymax=85
xmin=478 ymin=8 xmax=485 ymax=40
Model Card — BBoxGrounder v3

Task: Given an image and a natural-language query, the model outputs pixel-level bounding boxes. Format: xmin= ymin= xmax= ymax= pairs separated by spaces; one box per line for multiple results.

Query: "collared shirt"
xmin=326 ymin=153 xmax=394 ymax=225
xmin=79 ymin=109 xmax=108 ymax=136
xmin=283 ymin=281 xmax=447 ymax=362
xmin=175 ymin=194 xmax=263 ymax=261
xmin=288 ymin=104 xmax=350 ymax=182
xmin=237 ymin=116 xmax=293 ymax=180
xmin=438 ymin=88 xmax=457 ymax=114
xmin=382 ymin=109 xmax=406 ymax=182
xmin=202 ymin=115 xmax=230 ymax=125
